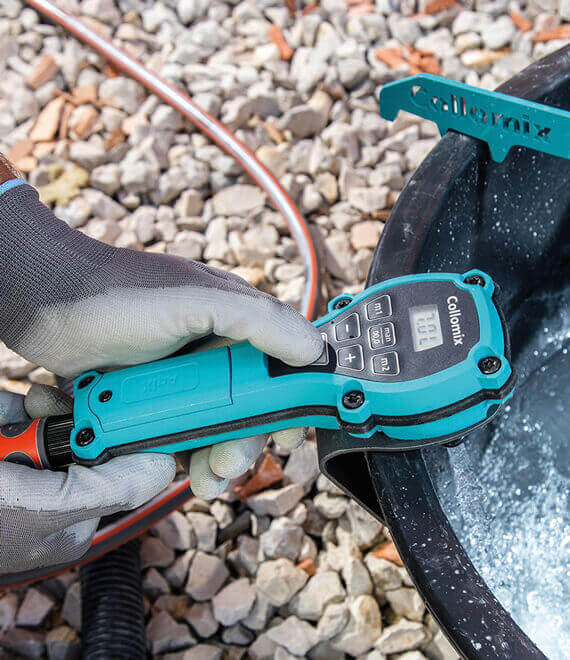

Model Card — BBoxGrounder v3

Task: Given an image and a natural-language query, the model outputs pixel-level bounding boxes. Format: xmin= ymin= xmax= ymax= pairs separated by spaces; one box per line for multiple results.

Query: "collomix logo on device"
xmin=409 ymin=84 xmax=552 ymax=143
xmin=447 ymin=296 xmax=465 ymax=346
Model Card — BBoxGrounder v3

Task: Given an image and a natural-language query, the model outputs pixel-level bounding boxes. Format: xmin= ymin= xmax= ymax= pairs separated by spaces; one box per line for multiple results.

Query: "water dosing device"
xmin=0 ymin=270 xmax=514 ymax=470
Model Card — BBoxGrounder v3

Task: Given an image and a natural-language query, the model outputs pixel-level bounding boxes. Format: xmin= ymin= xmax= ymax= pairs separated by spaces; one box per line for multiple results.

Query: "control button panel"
xmin=335 ymin=313 xmax=361 ymax=342
xmin=372 ymin=351 xmax=400 ymax=376
xmin=366 ymin=295 xmax=392 ymax=320
xmin=337 ymin=345 xmax=364 ymax=371
xmin=268 ymin=279 xmax=479 ymax=382
xmin=369 ymin=322 xmax=395 ymax=349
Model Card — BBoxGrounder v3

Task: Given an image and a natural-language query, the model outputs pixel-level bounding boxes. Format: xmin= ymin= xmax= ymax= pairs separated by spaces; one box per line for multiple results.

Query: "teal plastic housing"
xmin=70 ymin=271 xmax=514 ymax=464
xmin=379 ymin=73 xmax=570 ymax=163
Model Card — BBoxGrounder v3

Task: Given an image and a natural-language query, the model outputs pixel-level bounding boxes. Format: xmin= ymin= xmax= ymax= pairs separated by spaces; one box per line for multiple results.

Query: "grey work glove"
xmin=0 ymin=180 xmax=323 ymax=502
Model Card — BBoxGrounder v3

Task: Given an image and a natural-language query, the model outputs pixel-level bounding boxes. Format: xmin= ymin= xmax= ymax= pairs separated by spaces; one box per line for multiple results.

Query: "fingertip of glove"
xmin=209 ymin=435 xmax=267 ymax=479
xmin=273 ymin=427 xmax=307 ymax=450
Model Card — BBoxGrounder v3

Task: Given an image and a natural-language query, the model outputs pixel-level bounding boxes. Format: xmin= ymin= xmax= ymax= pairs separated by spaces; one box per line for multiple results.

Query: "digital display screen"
xmin=409 ymin=305 xmax=443 ymax=352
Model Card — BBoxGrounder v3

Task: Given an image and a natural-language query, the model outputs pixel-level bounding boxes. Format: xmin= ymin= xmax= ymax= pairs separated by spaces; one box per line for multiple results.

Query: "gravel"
xmin=0 ymin=0 xmax=565 ymax=656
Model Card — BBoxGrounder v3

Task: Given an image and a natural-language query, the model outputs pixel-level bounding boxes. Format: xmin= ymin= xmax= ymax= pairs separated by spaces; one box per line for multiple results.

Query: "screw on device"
xmin=333 ymin=298 xmax=351 ymax=310
xmin=478 ymin=357 xmax=501 ymax=374
xmin=78 ymin=375 xmax=95 ymax=389
xmin=464 ymin=274 xmax=486 ymax=286
xmin=99 ymin=390 xmax=113 ymax=403
xmin=342 ymin=391 xmax=365 ymax=409
xmin=76 ymin=428 xmax=95 ymax=446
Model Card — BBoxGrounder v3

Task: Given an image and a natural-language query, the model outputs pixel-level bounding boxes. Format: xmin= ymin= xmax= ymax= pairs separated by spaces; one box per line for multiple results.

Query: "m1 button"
xmin=372 ymin=351 xmax=400 ymax=376
xmin=366 ymin=295 xmax=392 ymax=320
xmin=335 ymin=313 xmax=361 ymax=341
xmin=369 ymin=322 xmax=396 ymax=349
xmin=337 ymin=345 xmax=364 ymax=371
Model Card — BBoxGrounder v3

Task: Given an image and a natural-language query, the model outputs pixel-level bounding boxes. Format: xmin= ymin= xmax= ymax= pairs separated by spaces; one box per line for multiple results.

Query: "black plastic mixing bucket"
xmin=327 ymin=46 xmax=570 ymax=659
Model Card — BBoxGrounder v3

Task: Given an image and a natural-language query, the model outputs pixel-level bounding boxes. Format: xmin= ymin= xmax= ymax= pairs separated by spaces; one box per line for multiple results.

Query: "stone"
xmin=221 ymin=623 xmax=255 ymax=646
xmin=187 ymin=513 xmax=218 ymax=552
xmin=338 ymin=58 xmax=369 ymax=89
xmin=482 ymin=16 xmax=515 ymax=50
xmin=177 ymin=190 xmax=204 ymax=217
xmin=343 ymin=556 xmax=373 ymax=596
xmin=255 ymin=558 xmax=308 ymax=606
xmin=165 ymin=549 xmax=196 ymax=589
xmin=331 ymin=595 xmax=382 ymax=656
xmin=324 ymin=232 xmax=357 ymax=283
xmin=280 ymin=105 xmax=325 ymax=138
xmin=345 ymin=500 xmax=385 ymax=549
xmin=212 ymin=185 xmax=265 ymax=216
xmin=315 ymin=172 xmax=338 ymax=204
xmin=10 ymin=86 xmax=38 ymax=123
xmin=348 ymin=187 xmax=390 ymax=214
xmin=247 ymin=484 xmax=304 ymax=517
xmin=314 ymin=492 xmax=349 ymax=519
xmin=0 ymin=628 xmax=45 ymax=659
xmin=89 ymin=163 xmax=121 ymax=195
xmin=54 ymin=196 xmax=91 ymax=229
xmin=61 ymin=583 xmax=81 ymax=631
xmin=0 ymin=593 xmax=18 ymax=630
xmin=405 ymin=139 xmax=438 ymax=171
xmin=146 ymin=611 xmax=195 ymax=656
xmin=156 ymin=168 xmax=191 ymax=204
xmin=167 ymin=231 xmax=205 ymax=260
xmin=143 ymin=568 xmax=170 ymax=599
xmin=99 ymin=77 xmax=145 ymax=114
xmin=248 ymin=631 xmax=279 ymax=660
xmin=176 ymin=644 xmax=223 ymax=659
xmin=45 ymin=626 xmax=80 ymax=660
xmin=350 ymin=221 xmax=383 ymax=250
xmin=283 ymin=441 xmax=320 ymax=493
xmin=185 ymin=552 xmax=229 ymax=601
xmin=74 ymin=187 xmax=117 ymax=220
xmin=266 ymin=616 xmax=319 ymax=657
xmin=68 ymin=140 xmax=106 ymax=170
xmin=365 ymin=556 xmax=403 ymax=593
xmin=290 ymin=570 xmax=346 ymax=621
xmin=241 ymin=592 xmax=274 ymax=631
xmin=29 ymin=96 xmax=65 ymax=142
xmin=374 ymin=620 xmax=428 ymax=654
xmin=290 ymin=48 xmax=328 ymax=94
xmin=388 ymin=15 xmax=421 ymax=44
xmin=211 ymin=578 xmax=256 ymax=626
xmin=260 ymin=518 xmax=304 ymax=561
xmin=317 ymin=601 xmax=350 ymax=639
xmin=184 ymin=602 xmax=219 ymax=639
xmin=236 ymin=536 xmax=260 ymax=576
xmin=210 ymin=501 xmax=235 ymax=529
xmin=385 ymin=587 xmax=425 ymax=622
xmin=140 ymin=536 xmax=175 ymax=569
xmin=423 ymin=629 xmax=458 ymax=660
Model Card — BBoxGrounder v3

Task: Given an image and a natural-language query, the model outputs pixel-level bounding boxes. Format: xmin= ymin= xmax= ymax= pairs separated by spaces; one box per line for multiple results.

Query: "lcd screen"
xmin=409 ymin=304 xmax=443 ymax=352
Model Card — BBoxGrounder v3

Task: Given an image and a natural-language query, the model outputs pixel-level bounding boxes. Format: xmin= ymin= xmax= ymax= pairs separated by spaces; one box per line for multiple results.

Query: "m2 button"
xmin=338 ymin=345 xmax=364 ymax=370
xmin=366 ymin=295 xmax=392 ymax=320
xmin=369 ymin=322 xmax=395 ymax=349
xmin=372 ymin=351 xmax=400 ymax=376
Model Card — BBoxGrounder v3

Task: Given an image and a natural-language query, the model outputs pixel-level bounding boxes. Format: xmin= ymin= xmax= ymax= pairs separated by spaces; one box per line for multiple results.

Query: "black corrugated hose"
xmin=80 ymin=540 xmax=146 ymax=659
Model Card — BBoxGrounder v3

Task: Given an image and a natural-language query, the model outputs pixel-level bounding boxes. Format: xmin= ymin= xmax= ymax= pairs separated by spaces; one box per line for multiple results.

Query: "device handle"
xmin=0 ymin=415 xmax=74 ymax=469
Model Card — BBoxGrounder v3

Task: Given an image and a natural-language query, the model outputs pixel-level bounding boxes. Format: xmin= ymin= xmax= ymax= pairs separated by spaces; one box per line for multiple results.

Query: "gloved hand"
xmin=0 ymin=384 xmax=176 ymax=574
xmin=0 ymin=175 xmax=323 ymax=504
